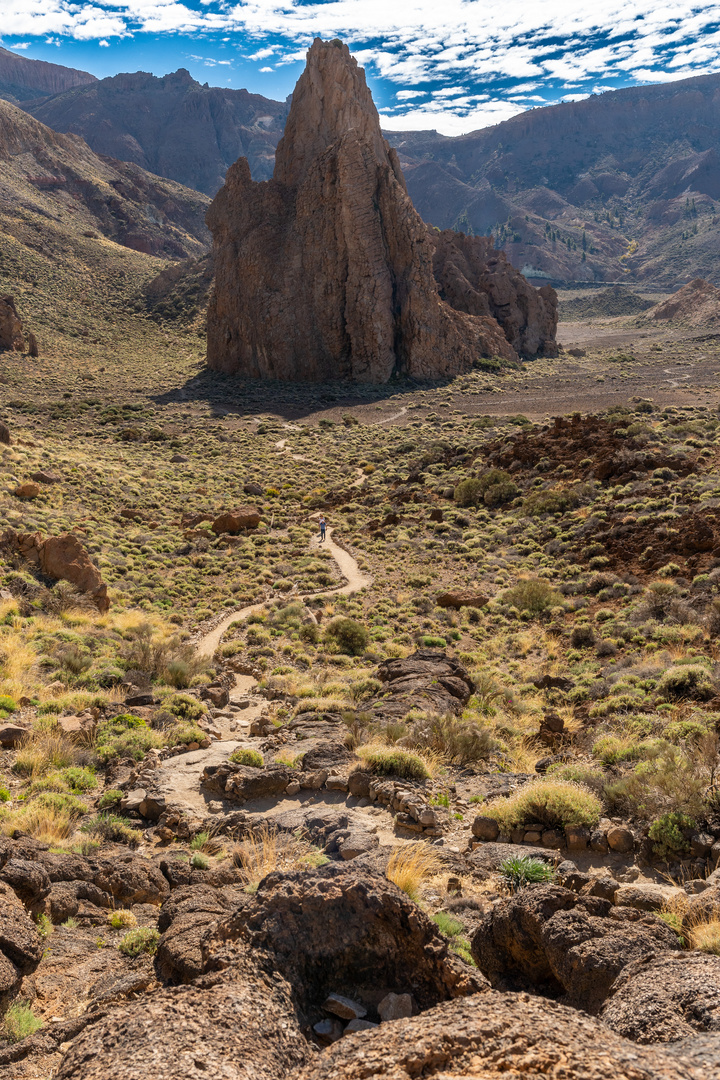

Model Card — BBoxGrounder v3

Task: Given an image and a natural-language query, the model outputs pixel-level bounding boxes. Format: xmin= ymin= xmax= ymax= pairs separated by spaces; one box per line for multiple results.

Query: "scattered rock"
xmin=607 ymin=826 xmax=635 ymax=853
xmin=436 ymin=591 xmax=488 ymax=610
xmin=0 ymin=722 xmax=28 ymax=747
xmin=471 ymin=883 xmax=681 ymax=1013
xmin=0 ymin=295 xmax=24 ymax=352
xmin=378 ymin=992 xmax=413 ymax=1021
xmin=614 ymin=883 xmax=679 ymax=912
xmin=313 ymin=1017 xmax=344 ymax=1044
xmin=323 ymin=993 xmax=366 ymax=1020
xmin=0 ymin=880 xmax=43 ymax=1008
xmin=13 ymin=481 xmax=40 ymax=499
xmin=0 ymin=421 xmax=10 ymax=445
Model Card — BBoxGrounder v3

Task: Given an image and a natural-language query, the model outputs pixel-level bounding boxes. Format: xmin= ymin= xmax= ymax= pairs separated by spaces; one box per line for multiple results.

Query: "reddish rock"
xmin=436 ymin=591 xmax=488 ymax=609
xmin=206 ymin=39 xmax=556 ymax=383
xmin=0 ymin=295 xmax=24 ymax=352
xmin=13 ymin=481 xmax=40 ymax=499
xmin=2 ymin=529 xmax=111 ymax=612
xmin=0 ymin=421 xmax=10 ymax=444
xmin=0 ymin=723 xmax=28 ymax=747
xmin=211 ymin=507 xmax=260 ymax=533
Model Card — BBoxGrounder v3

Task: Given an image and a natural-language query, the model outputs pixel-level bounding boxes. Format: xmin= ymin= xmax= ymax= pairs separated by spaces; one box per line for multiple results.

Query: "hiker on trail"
xmin=319 ymin=516 xmax=327 ymax=543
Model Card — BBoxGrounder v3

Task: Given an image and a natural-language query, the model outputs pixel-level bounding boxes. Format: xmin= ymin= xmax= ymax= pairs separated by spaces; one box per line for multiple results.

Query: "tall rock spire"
xmin=206 ymin=38 xmax=556 ymax=382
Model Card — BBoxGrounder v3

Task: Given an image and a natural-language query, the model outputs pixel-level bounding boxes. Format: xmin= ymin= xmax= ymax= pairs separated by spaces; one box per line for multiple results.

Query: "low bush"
xmin=407 ymin=714 xmax=495 ymax=764
xmin=229 ymin=747 xmax=264 ymax=768
xmin=657 ymin=665 xmax=715 ymax=701
xmin=118 ymin=927 xmax=160 ymax=957
xmin=81 ymin=813 xmax=142 ymax=846
xmin=2 ymin=1002 xmax=42 ymax=1043
xmin=545 ymin=763 xmax=607 ymax=795
xmin=324 ymin=617 xmax=369 ymax=656
xmin=501 ymin=578 xmax=563 ymax=616
xmin=98 ymin=789 xmax=123 ymax=810
xmin=648 ymin=811 xmax=696 ymax=861
xmin=108 ymin=910 xmax=137 ymax=930
xmin=165 ymin=693 xmax=207 ymax=722
xmin=166 ymin=722 xmax=205 ymax=746
xmin=95 ymin=714 xmax=163 ymax=762
xmin=356 ymin=743 xmax=431 ymax=780
xmin=484 ymin=780 xmax=602 ymax=831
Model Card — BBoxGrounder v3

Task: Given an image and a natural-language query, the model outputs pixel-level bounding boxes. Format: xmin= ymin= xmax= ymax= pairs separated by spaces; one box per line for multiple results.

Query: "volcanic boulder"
xmin=1 ymin=529 xmax=110 ymax=611
xmin=206 ymin=39 xmax=557 ymax=383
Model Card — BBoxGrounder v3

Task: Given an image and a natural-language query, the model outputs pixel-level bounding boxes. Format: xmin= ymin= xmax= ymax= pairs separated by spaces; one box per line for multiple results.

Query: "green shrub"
xmin=166 ymin=693 xmax=207 ymax=722
xmin=545 ymin=763 xmax=606 ymax=795
xmin=357 ymin=744 xmax=431 ymax=780
xmin=648 ymin=811 xmax=696 ymax=861
xmin=501 ymin=579 xmax=563 ymax=616
xmin=524 ymin=485 xmax=583 ymax=516
xmin=81 ymin=814 xmax=142 ymax=846
xmin=190 ymin=852 xmax=209 ymax=869
xmin=98 ymin=789 xmax=123 ymax=810
xmin=484 ymin=780 xmax=602 ymax=831
xmin=62 ymin=766 xmax=97 ymax=793
xmin=419 ymin=635 xmax=447 ymax=648
xmin=95 ymin=714 xmax=163 ymax=762
xmin=166 ymin=722 xmax=205 ymax=746
xmin=484 ymin=479 xmax=520 ymax=507
xmin=2 ymin=1002 xmax=42 ymax=1043
xmin=0 ymin=784 xmax=10 ymax=802
xmin=118 ymin=927 xmax=160 ymax=957
xmin=229 ymin=747 xmax=264 ymax=768
xmin=409 ymin=714 xmax=496 ymax=764
xmin=657 ymin=665 xmax=715 ymax=701
xmin=454 ymin=477 xmax=484 ymax=507
xmin=602 ymin=744 xmax=705 ymax=820
xmin=0 ymin=695 xmax=18 ymax=713
xmin=500 ymin=855 xmax=555 ymax=893
xmin=324 ymin=617 xmax=369 ymax=656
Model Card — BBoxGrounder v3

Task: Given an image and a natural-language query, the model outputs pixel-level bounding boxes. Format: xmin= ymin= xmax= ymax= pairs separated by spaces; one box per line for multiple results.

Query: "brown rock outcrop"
xmin=601 ymin=952 xmax=720 ymax=1043
xmin=0 ymin=295 xmax=23 ymax=352
xmin=646 ymin=278 xmax=720 ymax=325
xmin=471 ymin=884 xmax=680 ymax=1012
xmin=431 ymin=229 xmax=558 ymax=357
xmin=296 ymin=993 xmax=720 ymax=1080
xmin=206 ymin=39 xmax=556 ymax=383
xmin=211 ymin=507 xmax=260 ymax=534
xmin=1 ymin=529 xmax=110 ymax=611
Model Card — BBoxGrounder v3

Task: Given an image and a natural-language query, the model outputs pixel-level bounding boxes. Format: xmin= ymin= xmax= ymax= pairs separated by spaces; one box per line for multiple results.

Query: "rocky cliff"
xmin=206 ymin=39 xmax=556 ymax=383
xmin=0 ymin=45 xmax=96 ymax=105
xmin=28 ymin=69 xmax=289 ymax=195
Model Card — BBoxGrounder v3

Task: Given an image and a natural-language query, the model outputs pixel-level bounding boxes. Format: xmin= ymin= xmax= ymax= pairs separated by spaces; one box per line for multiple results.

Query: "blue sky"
xmin=2 ymin=1 xmax=720 ymax=134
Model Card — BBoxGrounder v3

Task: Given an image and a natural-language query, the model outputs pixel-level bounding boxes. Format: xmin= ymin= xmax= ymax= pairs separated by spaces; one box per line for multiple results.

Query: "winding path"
xmin=196 ymin=528 xmax=371 ymax=659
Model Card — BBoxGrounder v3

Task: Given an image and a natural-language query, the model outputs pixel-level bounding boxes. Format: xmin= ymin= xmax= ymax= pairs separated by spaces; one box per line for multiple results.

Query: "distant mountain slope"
xmin=13 ymin=53 xmax=720 ymax=283
xmin=0 ymin=98 xmax=210 ymax=260
xmin=385 ymin=72 xmax=720 ymax=285
xmin=0 ymin=45 xmax=96 ymax=104
xmin=27 ymin=68 xmax=289 ymax=195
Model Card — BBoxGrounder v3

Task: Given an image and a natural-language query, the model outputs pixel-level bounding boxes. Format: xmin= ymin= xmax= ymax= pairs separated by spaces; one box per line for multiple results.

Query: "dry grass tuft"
xmin=233 ymin=824 xmax=282 ymax=892
xmin=386 ymin=842 xmax=442 ymax=902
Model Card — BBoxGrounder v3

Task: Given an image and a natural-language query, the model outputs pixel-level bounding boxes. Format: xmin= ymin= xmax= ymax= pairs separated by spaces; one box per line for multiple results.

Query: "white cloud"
xmin=259 ymin=64 xmax=272 ymax=70
xmin=4 ymin=0 xmax=720 ymax=134
xmin=10 ymin=42 xmax=31 ymax=49
xmin=99 ymin=37 xmax=110 ymax=44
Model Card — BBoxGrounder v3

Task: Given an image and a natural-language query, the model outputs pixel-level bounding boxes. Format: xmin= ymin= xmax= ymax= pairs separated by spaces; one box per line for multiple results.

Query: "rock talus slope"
xmin=206 ymin=38 xmax=556 ymax=383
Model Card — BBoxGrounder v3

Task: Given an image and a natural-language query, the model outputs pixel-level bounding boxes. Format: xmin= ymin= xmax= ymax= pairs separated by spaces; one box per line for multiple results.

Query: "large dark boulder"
xmin=471 ymin=884 xmax=680 ymax=1012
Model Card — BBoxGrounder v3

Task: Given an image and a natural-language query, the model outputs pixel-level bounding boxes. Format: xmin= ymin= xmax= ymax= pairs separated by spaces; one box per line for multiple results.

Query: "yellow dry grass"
xmin=233 ymin=824 xmax=282 ymax=892
xmin=1 ymin=803 xmax=74 ymax=843
xmin=690 ymin=917 xmax=720 ymax=955
xmin=386 ymin=842 xmax=442 ymax=902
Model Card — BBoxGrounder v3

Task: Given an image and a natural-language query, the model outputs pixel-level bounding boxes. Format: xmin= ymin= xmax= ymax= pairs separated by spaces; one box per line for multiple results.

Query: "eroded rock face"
xmin=369 ymin=649 xmax=474 ymax=718
xmin=296 ymin=993 xmax=720 ymax=1080
xmin=471 ymin=884 xmax=681 ymax=1013
xmin=0 ymin=880 xmax=43 ymax=1009
xmin=431 ymin=230 xmax=558 ymax=358
xmin=0 ymin=295 xmax=24 ymax=352
xmin=207 ymin=38 xmax=557 ymax=383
